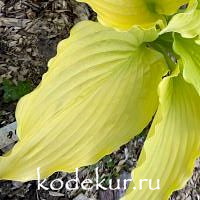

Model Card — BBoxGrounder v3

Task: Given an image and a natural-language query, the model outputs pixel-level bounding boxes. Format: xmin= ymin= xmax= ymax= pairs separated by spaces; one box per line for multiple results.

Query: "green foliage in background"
xmin=2 ymin=79 xmax=32 ymax=103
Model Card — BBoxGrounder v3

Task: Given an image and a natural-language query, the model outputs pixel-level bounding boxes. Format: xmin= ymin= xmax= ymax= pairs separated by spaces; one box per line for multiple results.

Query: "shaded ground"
xmin=0 ymin=0 xmax=199 ymax=199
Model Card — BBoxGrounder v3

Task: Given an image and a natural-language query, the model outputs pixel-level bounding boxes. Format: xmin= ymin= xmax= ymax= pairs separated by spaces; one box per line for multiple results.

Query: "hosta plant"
xmin=0 ymin=0 xmax=200 ymax=199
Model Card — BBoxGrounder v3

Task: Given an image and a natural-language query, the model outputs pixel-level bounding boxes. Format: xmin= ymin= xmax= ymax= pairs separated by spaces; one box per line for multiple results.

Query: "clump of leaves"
xmin=2 ymin=79 xmax=32 ymax=103
xmin=0 ymin=0 xmax=200 ymax=200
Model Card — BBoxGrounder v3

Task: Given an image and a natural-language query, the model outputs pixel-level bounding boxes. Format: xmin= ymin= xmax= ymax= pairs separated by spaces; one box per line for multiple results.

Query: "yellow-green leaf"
xmin=173 ymin=34 xmax=200 ymax=95
xmin=122 ymin=72 xmax=200 ymax=200
xmin=153 ymin=0 xmax=190 ymax=14
xmin=77 ymin=0 xmax=188 ymax=30
xmin=0 ymin=21 xmax=167 ymax=181
xmin=161 ymin=0 xmax=200 ymax=38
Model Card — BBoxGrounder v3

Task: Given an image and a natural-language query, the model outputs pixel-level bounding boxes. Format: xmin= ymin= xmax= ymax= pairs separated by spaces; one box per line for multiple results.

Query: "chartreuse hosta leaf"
xmin=161 ymin=0 xmax=200 ymax=38
xmin=77 ymin=0 xmax=188 ymax=30
xmin=122 ymin=71 xmax=200 ymax=200
xmin=173 ymin=34 xmax=200 ymax=95
xmin=0 ymin=21 xmax=167 ymax=181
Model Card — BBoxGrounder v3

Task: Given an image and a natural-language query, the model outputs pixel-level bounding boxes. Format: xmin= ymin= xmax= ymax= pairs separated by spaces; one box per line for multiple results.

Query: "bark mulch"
xmin=0 ymin=0 xmax=199 ymax=199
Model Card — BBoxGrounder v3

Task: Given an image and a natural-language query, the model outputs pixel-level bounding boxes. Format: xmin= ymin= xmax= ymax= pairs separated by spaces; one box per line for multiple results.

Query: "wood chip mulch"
xmin=0 ymin=0 xmax=199 ymax=200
